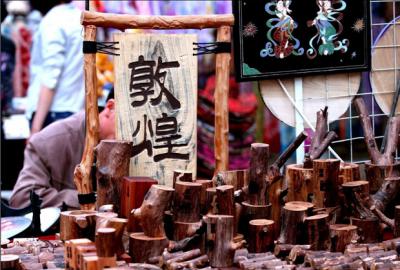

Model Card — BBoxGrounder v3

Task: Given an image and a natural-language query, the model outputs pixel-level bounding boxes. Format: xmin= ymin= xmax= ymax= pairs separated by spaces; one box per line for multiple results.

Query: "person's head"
xmin=99 ymin=98 xmax=115 ymax=140
xmin=29 ymin=0 xmax=72 ymax=16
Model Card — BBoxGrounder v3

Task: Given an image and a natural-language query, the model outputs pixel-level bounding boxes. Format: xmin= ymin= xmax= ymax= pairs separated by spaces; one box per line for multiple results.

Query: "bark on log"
xmin=206 ymin=187 xmax=217 ymax=214
xmin=216 ymin=185 xmax=235 ymax=216
xmin=286 ymin=164 xmax=314 ymax=204
xmin=288 ymin=245 xmax=312 ymax=264
xmin=329 ymin=224 xmax=358 ymax=252
xmin=60 ymin=210 xmax=97 ymax=241
xmin=214 ymin=26 xmax=231 ymax=174
xmin=195 ymin=180 xmax=213 ymax=215
xmin=128 ymin=264 xmax=162 ymax=270
xmin=350 ymin=217 xmax=381 ymax=243
xmin=95 ymin=140 xmax=132 ymax=215
xmin=172 ymin=221 xmax=202 ymax=241
xmin=248 ymin=143 xmax=269 ymax=205
xmin=340 ymin=163 xmax=361 ymax=184
xmin=248 ymin=219 xmax=275 ymax=253
xmin=129 ymin=233 xmax=169 ymax=263
xmin=121 ymin=177 xmax=157 ymax=232
xmin=131 ymin=185 xmax=175 ymax=237
xmin=215 ymin=170 xmax=249 ymax=190
xmin=313 ymin=159 xmax=341 ymax=207
xmin=305 ymin=214 xmax=330 ymax=250
xmin=73 ymin=25 xmax=98 ymax=210
xmin=173 ymin=181 xmax=201 ymax=223
xmin=240 ymin=202 xmax=271 ymax=237
xmin=173 ymin=170 xmax=193 ymax=188
xmin=268 ymin=176 xmax=284 ymax=235
xmin=278 ymin=203 xmax=308 ymax=244
xmin=342 ymin=181 xmax=373 ymax=219
xmin=371 ymin=177 xmax=400 ymax=212
xmin=169 ymin=254 xmax=209 ymax=270
xmin=372 ymin=205 xmax=400 ymax=237
xmin=354 ymin=97 xmax=400 ymax=166
xmin=81 ymin=11 xmax=234 ymax=30
xmin=165 ymin=249 xmax=202 ymax=266
xmin=365 ymin=162 xmax=400 ymax=194
xmin=204 ymin=214 xmax=245 ymax=268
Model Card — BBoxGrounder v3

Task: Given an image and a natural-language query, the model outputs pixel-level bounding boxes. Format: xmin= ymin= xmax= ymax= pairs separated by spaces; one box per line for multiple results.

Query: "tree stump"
xmin=195 ymin=180 xmax=213 ymax=215
xmin=248 ymin=143 xmax=269 ymax=205
xmin=131 ymin=185 xmax=174 ymax=238
xmin=241 ymin=202 xmax=271 ymax=237
xmin=305 ymin=214 xmax=330 ymax=250
xmin=121 ymin=177 xmax=157 ymax=232
xmin=365 ymin=162 xmax=400 ymax=194
xmin=173 ymin=181 xmax=202 ymax=223
xmin=313 ymin=159 xmax=341 ymax=207
xmin=350 ymin=217 xmax=380 ymax=243
xmin=340 ymin=163 xmax=360 ymax=184
xmin=206 ymin=187 xmax=217 ymax=214
xmin=286 ymin=164 xmax=313 ymax=203
xmin=248 ymin=219 xmax=275 ymax=253
xmin=285 ymin=201 xmax=314 ymax=216
xmin=60 ymin=210 xmax=97 ymax=241
xmin=95 ymin=140 xmax=132 ymax=215
xmin=329 ymin=224 xmax=358 ymax=252
xmin=173 ymin=170 xmax=193 ymax=187
xmin=204 ymin=214 xmax=245 ymax=268
xmin=129 ymin=233 xmax=169 ymax=263
xmin=278 ymin=203 xmax=308 ymax=244
xmin=342 ymin=181 xmax=373 ymax=219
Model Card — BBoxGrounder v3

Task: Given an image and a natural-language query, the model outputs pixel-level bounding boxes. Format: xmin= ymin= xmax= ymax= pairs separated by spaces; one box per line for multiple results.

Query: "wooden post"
xmin=248 ymin=219 xmax=275 ymax=253
xmin=95 ymin=140 xmax=132 ymax=215
xmin=268 ymin=176 xmax=283 ymax=235
xmin=350 ymin=217 xmax=380 ymax=243
xmin=195 ymin=180 xmax=213 ymax=215
xmin=214 ymin=25 xmax=231 ymax=175
xmin=340 ymin=163 xmax=360 ymax=184
xmin=73 ymin=25 xmax=98 ymax=211
xmin=312 ymin=159 xmax=341 ymax=207
xmin=248 ymin=143 xmax=269 ymax=205
xmin=206 ymin=187 xmax=217 ymax=214
xmin=131 ymin=185 xmax=174 ymax=238
xmin=304 ymin=214 xmax=329 ymax=250
xmin=286 ymin=164 xmax=314 ymax=203
xmin=342 ymin=181 xmax=373 ymax=219
xmin=129 ymin=233 xmax=169 ymax=263
xmin=96 ymin=228 xmax=117 ymax=268
xmin=215 ymin=170 xmax=249 ymax=190
xmin=216 ymin=185 xmax=235 ymax=216
xmin=329 ymin=224 xmax=358 ymax=252
xmin=60 ymin=210 xmax=97 ymax=241
xmin=173 ymin=181 xmax=202 ymax=223
xmin=278 ymin=203 xmax=308 ymax=244
xmin=204 ymin=214 xmax=245 ymax=268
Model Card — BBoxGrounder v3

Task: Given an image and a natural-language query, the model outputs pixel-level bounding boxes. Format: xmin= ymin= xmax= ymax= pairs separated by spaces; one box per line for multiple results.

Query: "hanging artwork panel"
xmin=233 ymin=0 xmax=371 ymax=81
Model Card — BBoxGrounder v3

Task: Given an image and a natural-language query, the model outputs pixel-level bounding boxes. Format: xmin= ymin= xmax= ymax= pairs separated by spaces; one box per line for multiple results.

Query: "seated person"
xmin=9 ymin=94 xmax=115 ymax=209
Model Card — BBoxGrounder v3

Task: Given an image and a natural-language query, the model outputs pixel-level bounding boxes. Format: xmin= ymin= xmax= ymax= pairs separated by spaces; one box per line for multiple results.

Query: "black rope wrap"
xmin=78 ymin=192 xmax=96 ymax=205
xmin=83 ymin=41 xmax=120 ymax=56
xmin=193 ymin=42 xmax=231 ymax=56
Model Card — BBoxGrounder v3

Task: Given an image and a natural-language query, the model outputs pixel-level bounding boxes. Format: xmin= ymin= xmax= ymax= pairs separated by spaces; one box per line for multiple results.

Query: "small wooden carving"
xmin=248 ymin=219 xmax=275 ymax=253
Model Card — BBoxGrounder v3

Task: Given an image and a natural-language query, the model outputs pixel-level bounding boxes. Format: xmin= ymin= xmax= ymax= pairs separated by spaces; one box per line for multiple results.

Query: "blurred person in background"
xmin=27 ymin=0 xmax=84 ymax=135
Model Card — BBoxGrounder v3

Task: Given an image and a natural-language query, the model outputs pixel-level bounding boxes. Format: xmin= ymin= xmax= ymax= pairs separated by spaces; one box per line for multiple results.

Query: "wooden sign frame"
xmin=74 ymin=10 xmax=234 ymax=209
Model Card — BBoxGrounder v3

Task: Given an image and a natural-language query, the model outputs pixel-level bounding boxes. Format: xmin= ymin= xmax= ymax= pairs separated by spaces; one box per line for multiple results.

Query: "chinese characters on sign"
xmin=114 ymin=34 xmax=197 ymax=186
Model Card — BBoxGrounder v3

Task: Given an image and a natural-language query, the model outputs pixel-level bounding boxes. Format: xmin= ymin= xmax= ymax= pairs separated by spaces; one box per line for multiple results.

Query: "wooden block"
xmin=76 ymin=245 xmax=96 ymax=270
xmin=121 ymin=176 xmax=157 ymax=232
xmin=98 ymin=256 xmax=117 ymax=269
xmin=69 ymin=239 xmax=93 ymax=270
xmin=83 ymin=256 xmax=99 ymax=270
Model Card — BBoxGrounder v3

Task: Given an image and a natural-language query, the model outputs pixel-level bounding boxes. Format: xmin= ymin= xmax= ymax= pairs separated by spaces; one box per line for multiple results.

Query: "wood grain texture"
xmin=73 ymin=25 xmax=98 ymax=210
xmin=81 ymin=11 xmax=234 ymax=30
xmin=214 ymin=26 xmax=231 ymax=175
xmin=114 ymin=33 xmax=197 ymax=186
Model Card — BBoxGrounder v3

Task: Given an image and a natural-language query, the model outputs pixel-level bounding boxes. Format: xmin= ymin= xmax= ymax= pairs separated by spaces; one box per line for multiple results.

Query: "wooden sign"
xmin=114 ymin=33 xmax=197 ymax=186
xmin=233 ymin=0 xmax=371 ymax=81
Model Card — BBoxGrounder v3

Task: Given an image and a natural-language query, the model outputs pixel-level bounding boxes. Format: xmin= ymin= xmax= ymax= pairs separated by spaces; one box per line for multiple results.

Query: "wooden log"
xmin=129 ymin=233 xmax=169 ymax=263
xmin=165 ymin=249 xmax=202 ymax=266
xmin=131 ymin=185 xmax=174 ymax=237
xmin=206 ymin=187 xmax=217 ymax=214
xmin=173 ymin=181 xmax=201 ymax=223
xmin=285 ymin=164 xmax=314 ymax=204
xmin=215 ymin=170 xmax=249 ymax=191
xmin=342 ymin=181 xmax=373 ymax=219
xmin=268 ymin=176 xmax=284 ymax=235
xmin=216 ymin=185 xmax=235 ymax=216
xmin=172 ymin=221 xmax=202 ymax=241
xmin=60 ymin=210 xmax=97 ymax=241
xmin=329 ymin=224 xmax=358 ymax=252
xmin=173 ymin=170 xmax=193 ymax=188
xmin=1 ymin=255 xmax=20 ymax=270
xmin=372 ymin=205 xmax=400 ymax=237
xmin=169 ymin=255 xmax=209 ymax=270
xmin=340 ymin=163 xmax=361 ymax=184
xmin=350 ymin=217 xmax=380 ymax=243
xmin=81 ymin=11 xmax=234 ymax=29
xmin=73 ymin=25 xmax=98 ymax=211
xmin=128 ymin=263 xmax=162 ymax=270
xmin=248 ymin=219 xmax=275 ymax=253
xmin=371 ymin=176 xmax=400 ymax=211
xmin=240 ymin=202 xmax=271 ymax=237
xmin=121 ymin=177 xmax=157 ymax=232
xmin=313 ymin=159 xmax=341 ymax=207
xmin=247 ymin=143 xmax=269 ymax=205
xmin=288 ymin=245 xmax=313 ymax=264
xmin=204 ymin=214 xmax=245 ymax=268
xmin=95 ymin=140 xmax=132 ymax=215
xmin=274 ymin=244 xmax=311 ymax=258
xmin=96 ymin=227 xmax=116 ymax=257
xmin=214 ymin=26 xmax=231 ymax=174
xmin=285 ymin=201 xmax=314 ymax=216
xmin=195 ymin=180 xmax=213 ymax=215
xmin=305 ymin=214 xmax=330 ymax=250
xmin=365 ymin=162 xmax=400 ymax=194
xmin=278 ymin=203 xmax=308 ymax=244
